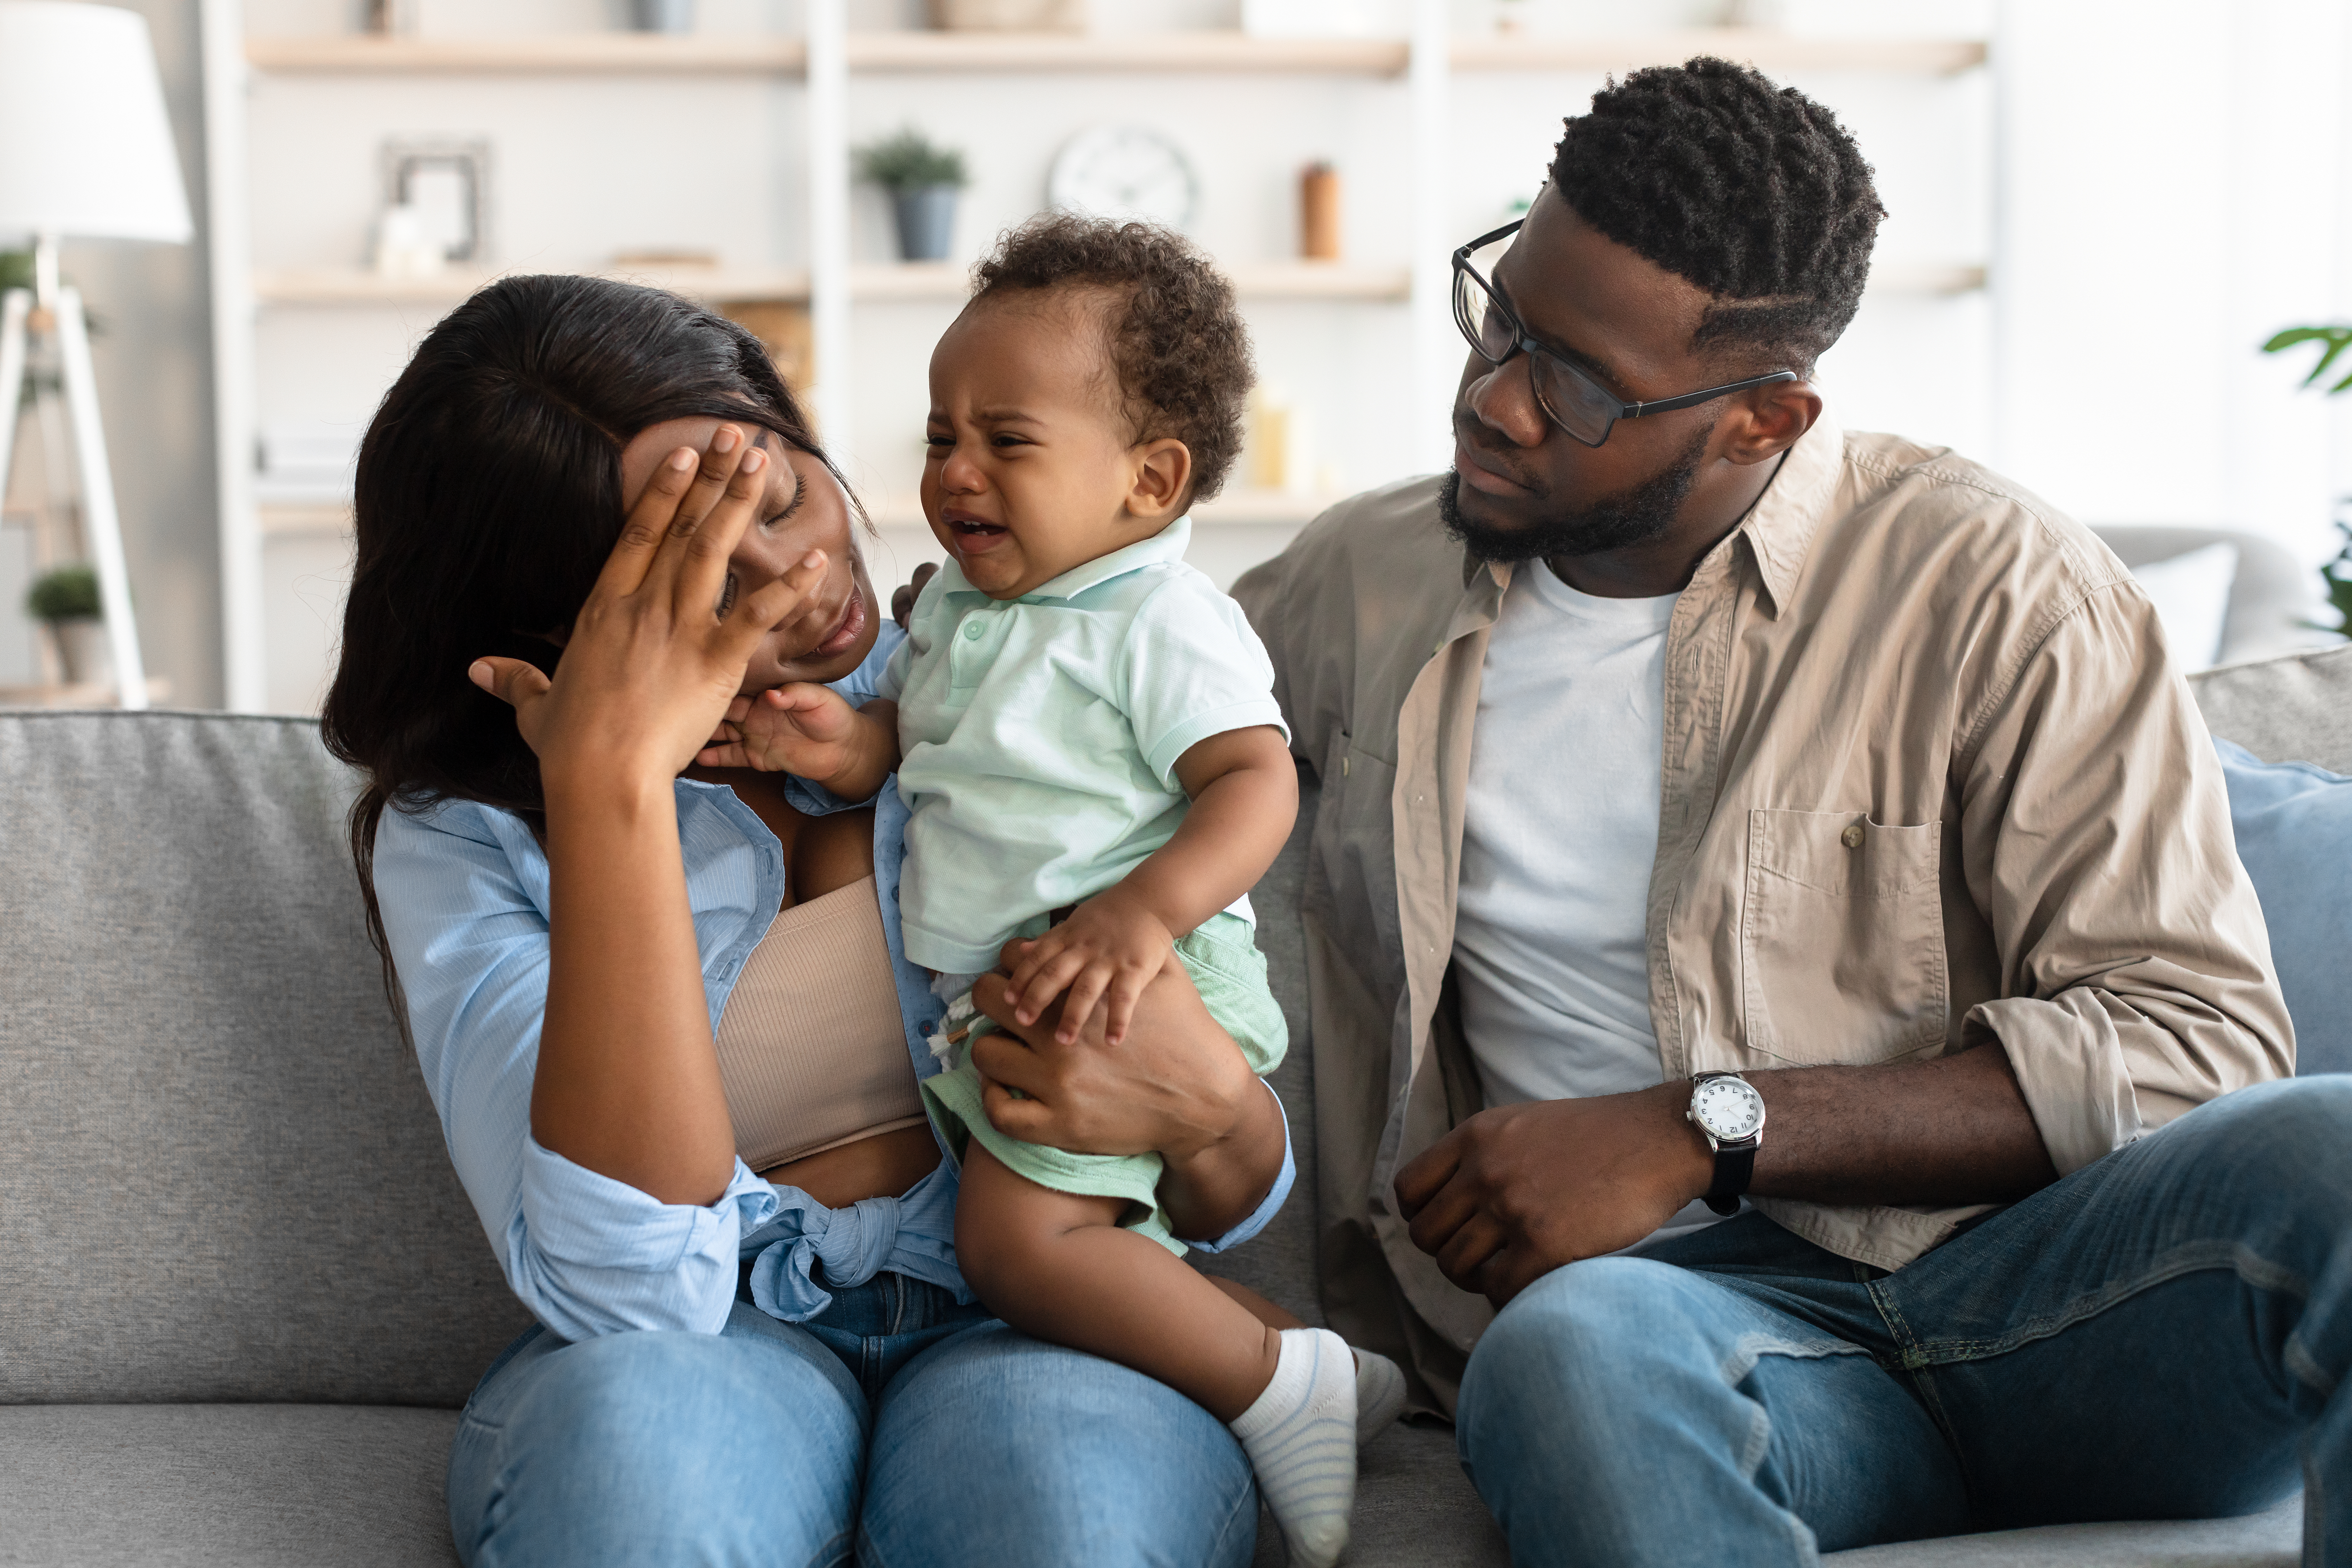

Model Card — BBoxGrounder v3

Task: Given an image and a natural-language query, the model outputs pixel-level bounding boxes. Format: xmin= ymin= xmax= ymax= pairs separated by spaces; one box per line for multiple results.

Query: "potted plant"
xmin=855 ymin=127 xmax=970 ymax=264
xmin=2262 ymin=324 xmax=2352 ymax=633
xmin=26 ymin=564 xmax=109 ymax=686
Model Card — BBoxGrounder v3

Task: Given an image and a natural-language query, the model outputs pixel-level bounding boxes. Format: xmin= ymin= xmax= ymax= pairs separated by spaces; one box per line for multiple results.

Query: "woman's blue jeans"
xmin=446 ymin=1269 xmax=1259 ymax=1567
xmin=1457 ymin=1077 xmax=2352 ymax=1566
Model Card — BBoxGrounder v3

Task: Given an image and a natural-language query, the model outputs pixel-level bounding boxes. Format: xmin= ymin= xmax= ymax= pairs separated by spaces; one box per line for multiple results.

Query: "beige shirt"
xmin=1231 ymin=411 xmax=2294 ymax=1414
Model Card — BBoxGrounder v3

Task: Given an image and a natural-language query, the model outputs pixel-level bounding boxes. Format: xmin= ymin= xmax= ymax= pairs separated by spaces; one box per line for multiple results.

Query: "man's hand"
xmin=1392 ymin=1084 xmax=1713 ymax=1307
xmin=1001 ymin=884 xmax=1177 ymax=1046
xmin=696 ymin=687 xmax=897 ymax=799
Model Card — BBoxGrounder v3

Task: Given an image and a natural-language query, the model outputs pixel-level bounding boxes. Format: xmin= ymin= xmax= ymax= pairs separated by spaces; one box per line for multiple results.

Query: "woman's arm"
xmin=469 ymin=429 xmax=827 ymax=1205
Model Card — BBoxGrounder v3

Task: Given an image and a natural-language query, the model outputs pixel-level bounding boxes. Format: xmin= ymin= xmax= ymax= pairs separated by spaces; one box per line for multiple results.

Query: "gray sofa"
xmin=5 ymin=643 xmax=2346 ymax=1567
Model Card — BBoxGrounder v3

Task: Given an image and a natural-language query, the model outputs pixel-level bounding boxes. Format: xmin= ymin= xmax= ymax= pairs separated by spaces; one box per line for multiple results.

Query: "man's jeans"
xmin=1457 ymin=1077 xmax=2352 ymax=1566
xmin=445 ymin=1271 xmax=1259 ymax=1567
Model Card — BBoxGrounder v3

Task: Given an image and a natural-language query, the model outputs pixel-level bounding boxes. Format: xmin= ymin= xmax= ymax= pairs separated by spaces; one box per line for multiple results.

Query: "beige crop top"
xmin=712 ymin=875 xmax=927 ymax=1173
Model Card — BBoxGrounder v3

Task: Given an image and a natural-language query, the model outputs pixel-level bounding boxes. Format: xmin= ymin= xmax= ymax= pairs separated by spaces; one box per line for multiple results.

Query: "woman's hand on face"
xmin=465 ymin=426 xmax=826 ymax=792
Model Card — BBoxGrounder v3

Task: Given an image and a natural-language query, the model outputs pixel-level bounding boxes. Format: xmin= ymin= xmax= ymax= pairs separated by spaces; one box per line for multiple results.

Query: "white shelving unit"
xmin=208 ymin=4 xmax=1991 ymax=713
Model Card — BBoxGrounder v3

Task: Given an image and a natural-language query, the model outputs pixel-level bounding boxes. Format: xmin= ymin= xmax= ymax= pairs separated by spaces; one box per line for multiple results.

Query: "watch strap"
xmin=1702 ymin=1141 xmax=1755 ymax=1216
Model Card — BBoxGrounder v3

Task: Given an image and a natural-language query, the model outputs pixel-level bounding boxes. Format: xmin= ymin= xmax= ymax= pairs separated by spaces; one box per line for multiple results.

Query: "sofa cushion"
xmin=2191 ymin=643 xmax=2352 ymax=776
xmin=0 ymin=1404 xmax=462 ymax=1567
xmin=0 ymin=712 xmax=529 ymax=1405
xmin=2214 ymin=739 xmax=2352 ymax=1073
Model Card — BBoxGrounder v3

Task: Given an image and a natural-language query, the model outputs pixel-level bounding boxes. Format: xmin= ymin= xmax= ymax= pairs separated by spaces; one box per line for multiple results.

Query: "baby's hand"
xmin=1003 ymin=886 xmax=1176 ymax=1046
xmin=696 ymin=682 xmax=866 ymax=783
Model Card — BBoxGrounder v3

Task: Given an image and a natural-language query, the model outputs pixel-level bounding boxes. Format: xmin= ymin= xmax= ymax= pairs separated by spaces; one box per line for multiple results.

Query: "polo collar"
xmin=935 ymin=514 xmax=1193 ymax=603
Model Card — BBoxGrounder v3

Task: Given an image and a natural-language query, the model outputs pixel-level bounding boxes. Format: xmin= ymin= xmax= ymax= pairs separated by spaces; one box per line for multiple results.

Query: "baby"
xmin=722 ymin=215 xmax=1394 ymax=1565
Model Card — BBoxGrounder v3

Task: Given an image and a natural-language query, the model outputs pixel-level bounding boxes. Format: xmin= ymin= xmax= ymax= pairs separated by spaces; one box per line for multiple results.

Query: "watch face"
xmin=1692 ymin=1076 xmax=1764 ymax=1141
xmin=1048 ymin=125 xmax=1199 ymax=231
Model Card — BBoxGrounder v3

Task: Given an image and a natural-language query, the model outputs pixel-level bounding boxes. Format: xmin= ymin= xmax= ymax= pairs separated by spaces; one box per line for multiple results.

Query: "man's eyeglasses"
xmin=1452 ymin=219 xmax=1798 ymax=449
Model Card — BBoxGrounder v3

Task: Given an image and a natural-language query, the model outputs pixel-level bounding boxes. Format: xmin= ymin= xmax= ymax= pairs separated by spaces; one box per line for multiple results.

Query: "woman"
xmin=321 ymin=275 xmax=1293 ymax=1568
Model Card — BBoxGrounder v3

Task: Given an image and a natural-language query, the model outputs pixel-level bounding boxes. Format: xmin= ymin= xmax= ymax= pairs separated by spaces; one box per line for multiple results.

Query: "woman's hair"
xmin=319 ymin=273 xmax=847 ymax=987
xmin=970 ymin=212 xmax=1254 ymax=502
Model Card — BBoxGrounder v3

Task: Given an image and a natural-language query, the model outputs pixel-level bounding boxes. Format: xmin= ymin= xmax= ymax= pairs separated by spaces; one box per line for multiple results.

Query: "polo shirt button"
xmin=1842 ymin=823 xmax=1865 ymax=848
xmin=963 ymin=622 xmax=983 ymax=640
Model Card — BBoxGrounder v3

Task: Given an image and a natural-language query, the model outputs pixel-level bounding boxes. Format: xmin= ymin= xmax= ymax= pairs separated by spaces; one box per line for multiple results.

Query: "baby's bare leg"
xmin=955 ymin=1144 xmax=1281 ymax=1421
xmin=1205 ymin=1274 xmax=1307 ymax=1331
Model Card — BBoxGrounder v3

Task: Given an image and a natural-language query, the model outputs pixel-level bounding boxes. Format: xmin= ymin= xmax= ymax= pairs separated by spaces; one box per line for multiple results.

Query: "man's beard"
xmin=1439 ymin=423 xmax=1712 ymax=564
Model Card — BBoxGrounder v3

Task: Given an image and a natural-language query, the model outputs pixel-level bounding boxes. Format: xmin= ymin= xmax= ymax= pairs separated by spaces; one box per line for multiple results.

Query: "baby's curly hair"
xmin=971 ymin=213 xmax=1254 ymax=503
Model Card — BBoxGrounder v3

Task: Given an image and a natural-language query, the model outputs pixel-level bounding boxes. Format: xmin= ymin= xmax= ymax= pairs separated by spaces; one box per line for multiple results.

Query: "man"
xmin=1232 ymin=57 xmax=2350 ymax=1563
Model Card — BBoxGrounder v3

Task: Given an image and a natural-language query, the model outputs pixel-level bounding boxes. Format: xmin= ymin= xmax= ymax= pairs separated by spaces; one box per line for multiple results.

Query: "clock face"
xmin=1692 ymin=1077 xmax=1764 ymax=1141
xmin=1048 ymin=125 xmax=1199 ymax=232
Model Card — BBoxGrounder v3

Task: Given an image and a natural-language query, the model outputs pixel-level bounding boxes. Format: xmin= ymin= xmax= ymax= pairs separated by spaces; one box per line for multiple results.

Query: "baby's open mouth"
xmin=950 ymin=519 xmax=1011 ymax=552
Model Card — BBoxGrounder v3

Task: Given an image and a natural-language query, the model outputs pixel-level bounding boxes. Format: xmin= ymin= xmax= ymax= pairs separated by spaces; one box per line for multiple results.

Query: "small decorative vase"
xmin=48 ymin=618 xmax=112 ymax=688
xmin=891 ymin=186 xmax=960 ymax=262
xmin=632 ymin=0 xmax=696 ymax=33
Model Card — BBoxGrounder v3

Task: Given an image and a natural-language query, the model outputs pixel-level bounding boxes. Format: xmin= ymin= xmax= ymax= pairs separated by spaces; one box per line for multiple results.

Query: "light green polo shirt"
xmin=876 ymin=516 xmax=1289 ymax=974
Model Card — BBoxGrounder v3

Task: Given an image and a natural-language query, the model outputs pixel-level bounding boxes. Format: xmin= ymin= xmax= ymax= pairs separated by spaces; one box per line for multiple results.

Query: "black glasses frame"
xmin=1452 ymin=219 xmax=1799 ymax=448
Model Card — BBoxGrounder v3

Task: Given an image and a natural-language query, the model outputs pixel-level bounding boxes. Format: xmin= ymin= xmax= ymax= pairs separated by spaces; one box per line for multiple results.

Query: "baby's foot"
xmin=1354 ymin=1347 xmax=1406 ymax=1445
xmin=1231 ymin=1326 xmax=1357 ymax=1568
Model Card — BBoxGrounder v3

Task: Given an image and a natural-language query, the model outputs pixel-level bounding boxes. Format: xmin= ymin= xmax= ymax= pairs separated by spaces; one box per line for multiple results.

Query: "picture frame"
xmin=380 ymin=136 xmax=493 ymax=265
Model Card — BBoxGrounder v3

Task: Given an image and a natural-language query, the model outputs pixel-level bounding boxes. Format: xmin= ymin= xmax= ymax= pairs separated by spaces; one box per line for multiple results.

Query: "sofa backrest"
xmin=2 ymin=645 xmax=2340 ymax=1401
xmin=2188 ymin=644 xmax=2352 ymax=776
xmin=0 ymin=712 xmax=529 ymax=1407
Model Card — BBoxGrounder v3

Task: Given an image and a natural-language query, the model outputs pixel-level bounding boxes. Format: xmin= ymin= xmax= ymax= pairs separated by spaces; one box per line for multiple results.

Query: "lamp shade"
xmin=0 ymin=2 xmax=192 ymax=244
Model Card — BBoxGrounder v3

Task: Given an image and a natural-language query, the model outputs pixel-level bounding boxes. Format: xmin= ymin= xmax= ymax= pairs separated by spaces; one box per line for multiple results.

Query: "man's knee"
xmin=2169 ymin=1077 xmax=2352 ymax=1208
xmin=1461 ymin=1259 xmax=1713 ymax=1444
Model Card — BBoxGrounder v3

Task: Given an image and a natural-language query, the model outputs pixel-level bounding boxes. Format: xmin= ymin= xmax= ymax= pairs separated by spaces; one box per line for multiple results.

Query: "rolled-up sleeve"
xmin=1957 ymin=582 xmax=2295 ymax=1173
xmin=374 ymin=801 xmax=774 ymax=1338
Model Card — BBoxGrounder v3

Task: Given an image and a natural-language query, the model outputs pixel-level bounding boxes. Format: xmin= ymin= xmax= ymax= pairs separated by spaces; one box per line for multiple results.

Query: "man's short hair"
xmin=1548 ymin=57 xmax=1885 ymax=376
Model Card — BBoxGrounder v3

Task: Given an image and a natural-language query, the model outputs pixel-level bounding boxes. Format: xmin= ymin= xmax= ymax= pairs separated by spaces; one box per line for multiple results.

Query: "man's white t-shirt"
xmin=1454 ymin=559 xmax=1734 ymax=1245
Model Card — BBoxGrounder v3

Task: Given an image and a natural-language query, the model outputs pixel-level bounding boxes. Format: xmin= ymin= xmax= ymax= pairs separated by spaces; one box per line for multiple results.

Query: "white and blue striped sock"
xmin=1231 ymin=1327 xmax=1357 ymax=1568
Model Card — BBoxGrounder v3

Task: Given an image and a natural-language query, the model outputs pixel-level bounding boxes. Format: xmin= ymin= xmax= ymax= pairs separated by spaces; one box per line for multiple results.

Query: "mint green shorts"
xmin=919 ymin=911 xmax=1287 ymax=1256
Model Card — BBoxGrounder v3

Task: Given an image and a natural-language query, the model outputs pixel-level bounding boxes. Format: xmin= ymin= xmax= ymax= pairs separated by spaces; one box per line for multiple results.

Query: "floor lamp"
xmin=0 ymin=2 xmax=195 ymax=710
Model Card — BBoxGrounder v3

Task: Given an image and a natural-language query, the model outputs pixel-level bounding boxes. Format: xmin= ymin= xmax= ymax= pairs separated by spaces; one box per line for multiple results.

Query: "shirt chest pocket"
xmin=1739 ymin=809 xmax=1948 ymax=1065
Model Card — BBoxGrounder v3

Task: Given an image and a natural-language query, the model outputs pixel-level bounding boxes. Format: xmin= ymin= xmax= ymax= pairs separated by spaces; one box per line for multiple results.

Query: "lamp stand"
xmin=0 ymin=234 xmax=149 ymax=709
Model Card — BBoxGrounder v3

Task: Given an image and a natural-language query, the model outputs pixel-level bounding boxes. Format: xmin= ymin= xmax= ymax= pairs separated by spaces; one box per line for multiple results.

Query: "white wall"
xmin=206 ymin=0 xmax=2349 ymax=713
xmin=1994 ymin=0 xmax=2352 ymax=571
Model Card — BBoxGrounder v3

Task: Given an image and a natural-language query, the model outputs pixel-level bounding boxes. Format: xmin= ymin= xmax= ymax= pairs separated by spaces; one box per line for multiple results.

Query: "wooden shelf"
xmin=252 ymin=265 xmax=813 ymax=307
xmin=1869 ymin=262 xmax=1988 ymax=295
xmin=1453 ymin=30 xmax=1987 ymax=76
xmin=0 ymin=678 xmax=172 ymax=709
xmin=847 ymin=31 xmax=1407 ymax=75
xmin=872 ymin=489 xmax=1342 ymax=530
xmin=246 ymin=32 xmax=805 ymax=74
xmin=258 ymin=503 xmax=354 ymax=538
xmin=245 ymin=29 xmax=1985 ymax=79
xmin=252 ymin=261 xmax=1411 ymax=307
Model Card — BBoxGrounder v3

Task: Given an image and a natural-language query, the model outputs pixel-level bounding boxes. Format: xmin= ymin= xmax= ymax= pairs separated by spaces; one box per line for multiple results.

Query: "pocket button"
xmin=1841 ymin=823 xmax=1865 ymax=849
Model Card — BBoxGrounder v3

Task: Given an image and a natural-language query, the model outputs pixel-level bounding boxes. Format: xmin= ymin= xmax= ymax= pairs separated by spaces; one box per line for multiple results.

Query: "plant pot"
xmin=891 ymin=187 xmax=960 ymax=263
xmin=631 ymin=0 xmax=695 ymax=33
xmin=47 ymin=617 xmax=112 ymax=688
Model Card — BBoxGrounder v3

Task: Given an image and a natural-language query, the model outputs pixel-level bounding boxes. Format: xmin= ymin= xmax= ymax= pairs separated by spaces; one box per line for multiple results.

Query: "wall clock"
xmin=1046 ymin=125 xmax=1199 ymax=231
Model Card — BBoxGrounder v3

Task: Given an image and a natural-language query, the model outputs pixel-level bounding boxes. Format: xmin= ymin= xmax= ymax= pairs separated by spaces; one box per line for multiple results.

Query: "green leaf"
xmin=2264 ymin=323 xmax=2352 ymax=392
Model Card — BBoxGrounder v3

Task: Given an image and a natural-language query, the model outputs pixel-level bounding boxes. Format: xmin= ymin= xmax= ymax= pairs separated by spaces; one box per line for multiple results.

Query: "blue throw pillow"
xmin=2215 ymin=738 xmax=2352 ymax=1074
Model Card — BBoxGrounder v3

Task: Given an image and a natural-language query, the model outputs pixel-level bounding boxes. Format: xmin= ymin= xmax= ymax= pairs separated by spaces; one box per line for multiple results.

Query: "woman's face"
xmin=617 ymin=417 xmax=880 ymax=694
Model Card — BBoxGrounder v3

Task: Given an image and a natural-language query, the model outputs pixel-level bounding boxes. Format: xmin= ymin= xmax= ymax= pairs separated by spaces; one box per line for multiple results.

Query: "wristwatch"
xmin=1687 ymin=1072 xmax=1766 ymax=1216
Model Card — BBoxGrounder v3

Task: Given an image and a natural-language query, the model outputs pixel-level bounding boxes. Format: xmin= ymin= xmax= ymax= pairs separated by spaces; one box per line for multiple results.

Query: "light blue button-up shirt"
xmin=371 ymin=621 xmax=1293 ymax=1341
